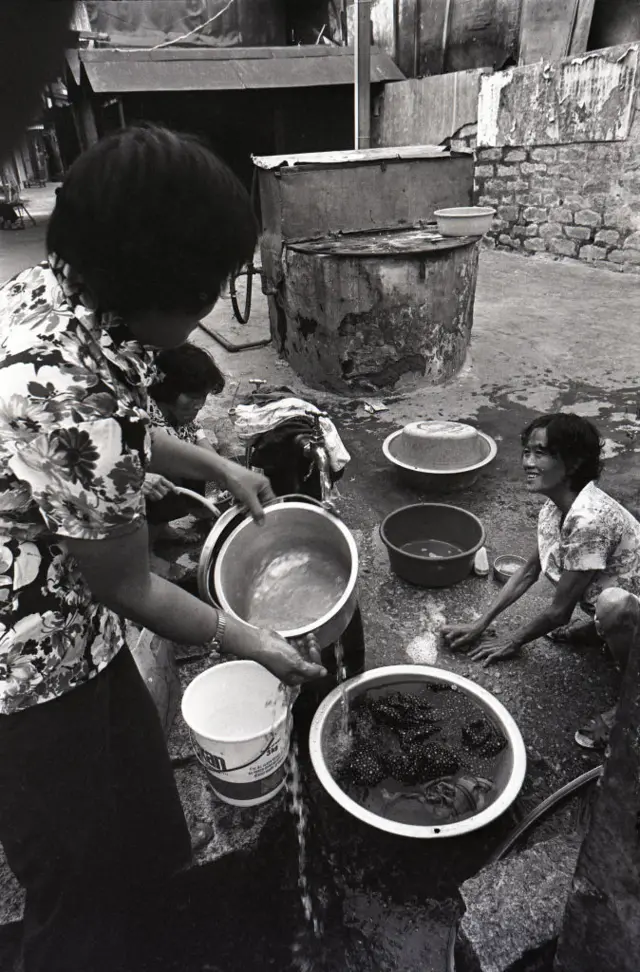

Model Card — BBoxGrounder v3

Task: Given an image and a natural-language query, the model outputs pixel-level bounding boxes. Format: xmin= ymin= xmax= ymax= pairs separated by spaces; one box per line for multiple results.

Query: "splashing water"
xmin=287 ymin=734 xmax=323 ymax=938
xmin=280 ymin=669 xmax=324 ymax=971
xmin=334 ymin=638 xmax=350 ymax=743
xmin=281 ymin=635 xmax=355 ymax=969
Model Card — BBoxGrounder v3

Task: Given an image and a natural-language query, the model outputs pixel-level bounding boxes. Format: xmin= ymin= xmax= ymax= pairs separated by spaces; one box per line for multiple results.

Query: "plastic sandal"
xmin=575 ymin=709 xmax=616 ymax=750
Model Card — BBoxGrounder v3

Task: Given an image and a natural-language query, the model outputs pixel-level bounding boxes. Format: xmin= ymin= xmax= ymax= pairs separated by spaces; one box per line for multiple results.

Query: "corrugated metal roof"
xmin=79 ymin=46 xmax=404 ymax=94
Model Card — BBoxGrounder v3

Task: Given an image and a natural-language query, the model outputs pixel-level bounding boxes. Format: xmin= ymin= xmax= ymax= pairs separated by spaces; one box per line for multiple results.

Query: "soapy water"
xmin=247 ymin=550 xmax=348 ymax=630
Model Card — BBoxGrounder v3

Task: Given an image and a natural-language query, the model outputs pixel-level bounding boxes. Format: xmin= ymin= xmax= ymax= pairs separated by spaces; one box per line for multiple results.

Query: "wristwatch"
xmin=206 ymin=611 xmax=227 ymax=654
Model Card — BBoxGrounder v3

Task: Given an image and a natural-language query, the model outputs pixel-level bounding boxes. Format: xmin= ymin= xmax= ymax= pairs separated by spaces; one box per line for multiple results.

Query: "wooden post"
xmin=78 ymin=79 xmax=98 ymax=148
xmin=554 ymin=593 xmax=640 ymax=972
xmin=354 ymin=0 xmax=371 ymax=149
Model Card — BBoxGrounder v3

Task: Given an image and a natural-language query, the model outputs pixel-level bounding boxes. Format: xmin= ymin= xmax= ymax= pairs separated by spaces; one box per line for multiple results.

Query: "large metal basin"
xmin=210 ymin=499 xmax=359 ymax=648
xmin=309 ymin=665 xmax=526 ymax=839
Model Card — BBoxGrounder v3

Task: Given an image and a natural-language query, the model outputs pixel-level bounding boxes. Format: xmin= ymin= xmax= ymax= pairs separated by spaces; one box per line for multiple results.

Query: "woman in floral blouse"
xmin=0 ymin=126 xmax=325 ymax=972
xmin=442 ymin=413 xmax=640 ymax=749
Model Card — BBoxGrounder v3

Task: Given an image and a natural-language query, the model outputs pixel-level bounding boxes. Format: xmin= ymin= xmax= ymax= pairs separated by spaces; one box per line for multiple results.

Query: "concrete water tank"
xmin=277 ymin=227 xmax=481 ymax=394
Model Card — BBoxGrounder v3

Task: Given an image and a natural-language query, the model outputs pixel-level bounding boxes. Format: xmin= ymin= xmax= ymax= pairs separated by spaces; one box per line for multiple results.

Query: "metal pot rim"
xmin=197 ymin=504 xmax=247 ymax=605
xmin=309 ymin=665 xmax=527 ymax=839
xmin=213 ymin=501 xmax=359 ymax=639
xmin=383 ymin=428 xmax=497 ymax=475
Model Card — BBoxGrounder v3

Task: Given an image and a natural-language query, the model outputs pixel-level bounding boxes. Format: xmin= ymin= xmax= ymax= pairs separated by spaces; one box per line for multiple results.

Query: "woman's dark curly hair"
xmin=521 ymin=412 xmax=603 ymax=491
xmin=151 ymin=344 xmax=224 ymax=403
xmin=47 ymin=125 xmax=257 ymax=316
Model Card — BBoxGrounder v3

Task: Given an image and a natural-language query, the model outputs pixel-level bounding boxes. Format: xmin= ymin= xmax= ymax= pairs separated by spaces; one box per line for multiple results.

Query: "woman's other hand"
xmin=441 ymin=621 xmax=485 ymax=652
xmin=222 ymin=464 xmax=275 ymax=524
xmin=143 ymin=473 xmax=176 ymax=502
xmin=467 ymin=639 xmax=522 ymax=667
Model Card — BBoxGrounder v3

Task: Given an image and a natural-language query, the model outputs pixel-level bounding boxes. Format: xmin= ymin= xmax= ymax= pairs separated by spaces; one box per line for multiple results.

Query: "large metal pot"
xmin=309 ymin=665 xmax=526 ymax=839
xmin=197 ymin=496 xmax=359 ymax=649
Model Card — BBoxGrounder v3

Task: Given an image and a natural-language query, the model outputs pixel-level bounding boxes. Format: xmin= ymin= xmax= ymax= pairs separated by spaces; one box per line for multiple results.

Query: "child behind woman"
xmin=145 ymin=343 xmax=225 ymax=524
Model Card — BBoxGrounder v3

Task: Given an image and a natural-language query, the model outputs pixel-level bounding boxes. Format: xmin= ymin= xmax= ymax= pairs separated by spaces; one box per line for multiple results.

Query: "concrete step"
xmin=455 ymin=833 xmax=581 ymax=972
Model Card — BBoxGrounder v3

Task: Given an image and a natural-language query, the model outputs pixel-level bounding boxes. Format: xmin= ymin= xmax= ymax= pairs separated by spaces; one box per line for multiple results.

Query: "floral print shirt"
xmin=538 ymin=481 xmax=640 ymax=613
xmin=0 ymin=261 xmax=155 ymax=714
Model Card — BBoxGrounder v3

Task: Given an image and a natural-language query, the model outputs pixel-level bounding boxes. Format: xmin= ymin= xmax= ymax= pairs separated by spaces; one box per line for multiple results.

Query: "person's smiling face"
xmin=521 ymin=427 xmax=569 ymax=496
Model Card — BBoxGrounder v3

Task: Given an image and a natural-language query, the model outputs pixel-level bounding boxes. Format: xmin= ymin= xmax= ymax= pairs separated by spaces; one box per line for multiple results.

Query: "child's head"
xmin=151 ymin=344 xmax=225 ymax=425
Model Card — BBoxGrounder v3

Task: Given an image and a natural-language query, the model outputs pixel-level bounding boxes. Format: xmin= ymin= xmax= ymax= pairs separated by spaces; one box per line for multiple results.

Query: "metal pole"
xmin=354 ymin=0 xmax=371 ymax=150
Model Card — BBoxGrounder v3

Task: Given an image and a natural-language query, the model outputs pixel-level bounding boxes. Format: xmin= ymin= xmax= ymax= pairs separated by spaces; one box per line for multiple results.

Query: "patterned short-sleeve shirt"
xmin=0 ymin=261 xmax=156 ymax=714
xmin=538 ymin=481 xmax=640 ymax=613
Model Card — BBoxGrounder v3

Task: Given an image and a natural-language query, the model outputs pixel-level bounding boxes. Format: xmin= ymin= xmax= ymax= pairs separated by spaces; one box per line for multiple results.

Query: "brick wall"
xmin=475 ymin=140 xmax=640 ymax=272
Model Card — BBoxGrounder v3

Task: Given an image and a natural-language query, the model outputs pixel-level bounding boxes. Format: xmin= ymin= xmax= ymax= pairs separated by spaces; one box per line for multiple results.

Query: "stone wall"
xmin=475 ymin=139 xmax=640 ymax=272
xmin=475 ymin=45 xmax=640 ymax=272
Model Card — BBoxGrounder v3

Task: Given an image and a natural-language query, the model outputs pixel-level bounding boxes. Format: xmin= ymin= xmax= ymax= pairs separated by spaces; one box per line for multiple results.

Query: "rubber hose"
xmin=447 ymin=764 xmax=604 ymax=971
xmin=487 ymin=764 xmax=604 ymax=866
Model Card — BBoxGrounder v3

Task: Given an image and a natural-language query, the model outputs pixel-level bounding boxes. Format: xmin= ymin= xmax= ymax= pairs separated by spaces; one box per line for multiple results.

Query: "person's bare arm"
xmin=469 ymin=568 xmax=596 ymax=666
xmin=149 ymin=428 xmax=272 ymax=521
xmin=442 ymin=547 xmax=542 ymax=650
xmin=196 ymin=439 xmax=216 ymax=452
xmin=64 ymin=524 xmax=326 ymax=685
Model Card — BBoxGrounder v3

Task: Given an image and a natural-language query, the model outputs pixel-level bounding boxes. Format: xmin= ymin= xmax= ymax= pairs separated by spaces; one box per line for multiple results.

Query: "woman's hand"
xmin=143 ymin=473 xmax=176 ymax=502
xmin=221 ymin=464 xmax=275 ymax=525
xmin=256 ymin=630 xmax=327 ymax=686
xmin=441 ymin=621 xmax=486 ymax=652
xmin=224 ymin=617 xmax=327 ymax=686
xmin=150 ymin=430 xmax=273 ymax=523
xmin=467 ymin=639 xmax=522 ymax=667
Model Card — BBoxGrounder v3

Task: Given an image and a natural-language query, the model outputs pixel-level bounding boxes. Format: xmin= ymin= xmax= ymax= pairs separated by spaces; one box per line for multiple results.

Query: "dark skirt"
xmin=0 ymin=646 xmax=191 ymax=972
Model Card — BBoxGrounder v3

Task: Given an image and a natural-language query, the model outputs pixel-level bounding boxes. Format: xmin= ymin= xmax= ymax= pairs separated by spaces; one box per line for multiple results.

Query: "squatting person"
xmin=442 ymin=412 xmax=640 ymax=750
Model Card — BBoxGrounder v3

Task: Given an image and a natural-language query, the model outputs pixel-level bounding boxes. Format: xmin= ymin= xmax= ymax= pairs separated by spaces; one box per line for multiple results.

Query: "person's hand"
xmin=221 ymin=464 xmax=275 ymax=525
xmin=467 ymin=639 xmax=522 ymax=667
xmin=224 ymin=618 xmax=327 ymax=686
xmin=441 ymin=622 xmax=486 ymax=652
xmin=143 ymin=473 xmax=176 ymax=502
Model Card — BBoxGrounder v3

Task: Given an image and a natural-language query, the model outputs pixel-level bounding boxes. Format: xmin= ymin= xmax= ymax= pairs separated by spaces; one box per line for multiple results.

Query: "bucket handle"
xmin=189 ymin=728 xmax=280 ymax=775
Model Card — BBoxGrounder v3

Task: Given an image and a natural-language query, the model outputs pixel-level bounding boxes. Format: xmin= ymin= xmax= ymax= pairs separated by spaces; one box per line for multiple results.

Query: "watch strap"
xmin=207 ymin=611 xmax=227 ymax=653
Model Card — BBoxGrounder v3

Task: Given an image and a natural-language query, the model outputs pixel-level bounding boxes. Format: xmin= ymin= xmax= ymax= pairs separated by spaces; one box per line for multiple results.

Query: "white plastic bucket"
xmin=181 ymin=660 xmax=291 ymax=807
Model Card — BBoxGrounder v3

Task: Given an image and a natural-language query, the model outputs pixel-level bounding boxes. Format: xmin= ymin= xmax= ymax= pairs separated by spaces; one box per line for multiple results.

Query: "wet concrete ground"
xmin=1 ymin=192 xmax=639 ymax=970
xmin=191 ymin=246 xmax=639 ymax=970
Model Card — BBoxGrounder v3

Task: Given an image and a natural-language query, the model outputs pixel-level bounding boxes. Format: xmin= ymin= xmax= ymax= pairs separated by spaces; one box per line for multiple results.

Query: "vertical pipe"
xmin=117 ymin=97 xmax=126 ymax=129
xmin=354 ymin=0 xmax=371 ymax=149
xmin=441 ymin=0 xmax=453 ymax=74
